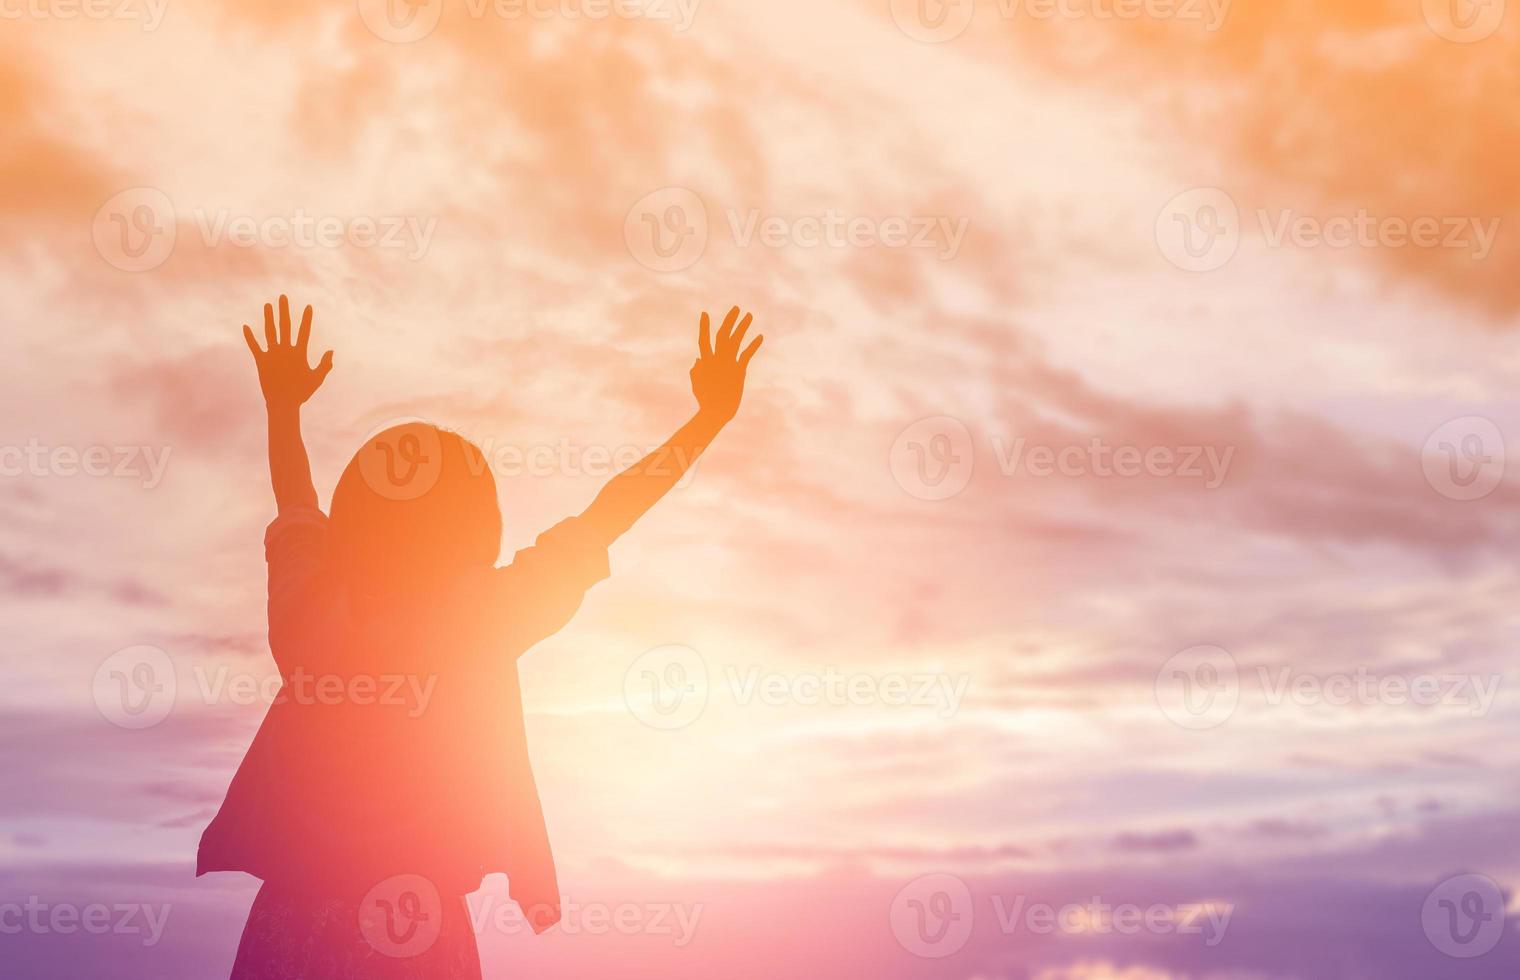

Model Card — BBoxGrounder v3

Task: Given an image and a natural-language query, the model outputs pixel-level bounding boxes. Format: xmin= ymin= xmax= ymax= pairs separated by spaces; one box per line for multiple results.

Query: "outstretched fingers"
xmin=738 ymin=333 xmax=764 ymax=370
xmin=296 ymin=304 xmax=313 ymax=354
xmin=714 ymin=306 xmax=741 ymax=355
xmin=314 ymin=349 xmax=334 ymax=384
xmin=242 ymin=324 xmax=263 ymax=361
xmin=698 ymin=304 xmax=762 ymax=372
xmin=728 ymin=312 xmax=753 ymax=356
xmin=278 ymin=294 xmax=293 ymax=346
xmin=263 ymin=302 xmax=277 ymax=350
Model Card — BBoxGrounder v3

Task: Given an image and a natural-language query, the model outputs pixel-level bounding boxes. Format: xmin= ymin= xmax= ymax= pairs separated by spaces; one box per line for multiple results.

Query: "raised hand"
xmin=691 ymin=306 xmax=763 ymax=426
xmin=242 ymin=295 xmax=334 ymax=410
xmin=580 ymin=306 xmax=765 ymax=546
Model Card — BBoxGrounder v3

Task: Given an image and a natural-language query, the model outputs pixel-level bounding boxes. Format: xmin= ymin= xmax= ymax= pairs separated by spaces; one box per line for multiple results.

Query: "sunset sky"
xmin=3 ymin=1 xmax=1520 ymax=977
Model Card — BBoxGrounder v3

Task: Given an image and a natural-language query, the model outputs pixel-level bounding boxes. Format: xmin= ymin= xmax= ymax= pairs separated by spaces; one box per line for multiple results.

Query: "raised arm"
xmin=580 ymin=306 xmax=764 ymax=547
xmin=241 ymin=295 xmax=334 ymax=514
